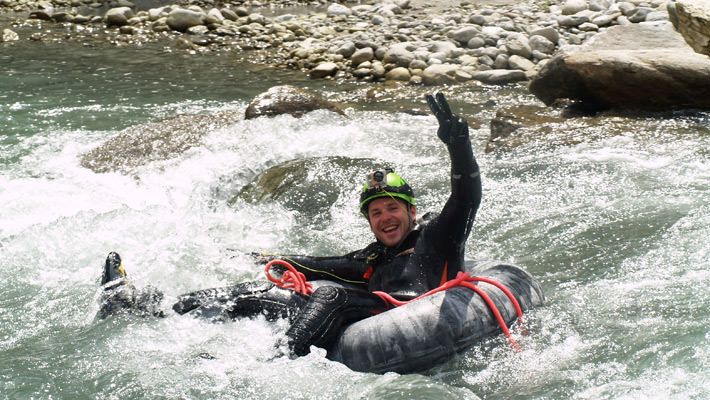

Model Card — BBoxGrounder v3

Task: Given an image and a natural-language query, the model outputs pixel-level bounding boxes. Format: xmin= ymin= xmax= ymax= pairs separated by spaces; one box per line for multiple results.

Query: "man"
xmin=99 ymin=92 xmax=481 ymax=357
xmin=277 ymin=92 xmax=481 ymax=355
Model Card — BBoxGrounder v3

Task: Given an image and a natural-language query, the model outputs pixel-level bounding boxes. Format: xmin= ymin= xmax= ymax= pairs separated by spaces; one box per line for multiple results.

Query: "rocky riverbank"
xmin=0 ymin=0 xmax=680 ymax=86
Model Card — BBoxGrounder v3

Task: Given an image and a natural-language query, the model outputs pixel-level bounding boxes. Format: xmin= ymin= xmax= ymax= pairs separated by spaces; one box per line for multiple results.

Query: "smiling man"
xmin=280 ymin=93 xmax=483 ymax=356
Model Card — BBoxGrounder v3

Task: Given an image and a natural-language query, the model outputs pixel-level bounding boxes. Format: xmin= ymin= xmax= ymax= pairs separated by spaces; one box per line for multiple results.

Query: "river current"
xmin=1 ymin=30 xmax=709 ymax=400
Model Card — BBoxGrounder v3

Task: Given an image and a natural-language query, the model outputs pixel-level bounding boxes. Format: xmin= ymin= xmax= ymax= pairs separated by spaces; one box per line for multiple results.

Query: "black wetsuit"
xmin=282 ymin=133 xmax=481 ymax=355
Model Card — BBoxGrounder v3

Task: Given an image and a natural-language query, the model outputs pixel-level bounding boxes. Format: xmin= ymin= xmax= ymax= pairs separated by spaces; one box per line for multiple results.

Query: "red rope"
xmin=373 ymin=271 xmax=524 ymax=350
xmin=264 ymin=259 xmax=313 ymax=296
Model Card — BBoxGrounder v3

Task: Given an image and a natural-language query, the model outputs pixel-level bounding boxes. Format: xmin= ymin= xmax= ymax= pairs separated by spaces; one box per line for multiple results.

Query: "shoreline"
xmin=1 ymin=0 xmax=673 ymax=86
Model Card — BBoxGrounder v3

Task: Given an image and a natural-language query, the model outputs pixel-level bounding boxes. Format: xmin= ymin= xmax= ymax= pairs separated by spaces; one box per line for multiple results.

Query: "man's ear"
xmin=410 ymin=205 xmax=417 ymax=220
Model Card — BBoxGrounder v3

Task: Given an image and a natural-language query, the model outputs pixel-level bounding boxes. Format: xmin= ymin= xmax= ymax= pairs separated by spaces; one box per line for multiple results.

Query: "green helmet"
xmin=359 ymin=168 xmax=415 ymax=216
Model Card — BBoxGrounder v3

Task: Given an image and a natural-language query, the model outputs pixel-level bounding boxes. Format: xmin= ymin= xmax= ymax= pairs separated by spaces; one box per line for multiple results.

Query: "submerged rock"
xmin=80 ymin=110 xmax=241 ymax=173
xmin=232 ymin=156 xmax=381 ymax=215
xmin=244 ymin=85 xmax=345 ymax=120
xmin=529 ymin=22 xmax=710 ymax=111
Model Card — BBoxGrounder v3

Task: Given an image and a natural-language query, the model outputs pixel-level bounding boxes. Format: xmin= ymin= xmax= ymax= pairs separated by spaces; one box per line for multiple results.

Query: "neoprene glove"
xmin=426 ymin=93 xmax=469 ymax=144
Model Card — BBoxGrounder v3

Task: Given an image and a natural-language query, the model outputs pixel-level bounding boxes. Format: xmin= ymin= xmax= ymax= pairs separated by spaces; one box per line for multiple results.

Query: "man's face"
xmin=367 ymin=197 xmax=416 ymax=248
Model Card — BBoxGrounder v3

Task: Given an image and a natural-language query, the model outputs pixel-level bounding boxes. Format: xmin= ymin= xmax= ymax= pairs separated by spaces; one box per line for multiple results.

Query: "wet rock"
xmin=2 ymin=28 xmax=19 ymax=42
xmin=309 ymin=62 xmax=339 ymax=79
xmin=529 ymin=22 xmax=710 ymax=111
xmin=105 ymin=7 xmax=134 ymax=27
xmin=486 ymin=105 xmax=567 ymax=152
xmin=166 ymin=7 xmax=205 ymax=32
xmin=232 ymin=156 xmax=381 ymax=215
xmin=80 ymin=111 xmax=242 ymax=174
xmin=244 ymin=85 xmax=345 ymax=120
xmin=471 ymin=69 xmax=527 ymax=84
xmin=673 ymin=0 xmax=710 ymax=56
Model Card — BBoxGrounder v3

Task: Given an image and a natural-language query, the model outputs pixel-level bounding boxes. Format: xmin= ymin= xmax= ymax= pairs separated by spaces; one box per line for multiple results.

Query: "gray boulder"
xmin=673 ymin=0 xmax=710 ymax=56
xmin=244 ymin=85 xmax=345 ymax=120
xmin=80 ymin=111 xmax=241 ymax=173
xmin=529 ymin=22 xmax=710 ymax=110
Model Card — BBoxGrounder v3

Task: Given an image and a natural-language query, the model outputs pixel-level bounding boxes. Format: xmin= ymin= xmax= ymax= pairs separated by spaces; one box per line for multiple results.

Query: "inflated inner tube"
xmin=174 ymin=260 xmax=544 ymax=373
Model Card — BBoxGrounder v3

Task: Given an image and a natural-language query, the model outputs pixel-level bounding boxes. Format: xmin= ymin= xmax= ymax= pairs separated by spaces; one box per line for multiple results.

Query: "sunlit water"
xmin=1 ymin=33 xmax=709 ymax=400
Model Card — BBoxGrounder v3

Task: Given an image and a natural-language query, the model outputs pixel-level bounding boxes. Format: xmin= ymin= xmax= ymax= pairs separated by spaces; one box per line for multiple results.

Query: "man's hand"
xmin=425 ymin=92 xmax=469 ymax=144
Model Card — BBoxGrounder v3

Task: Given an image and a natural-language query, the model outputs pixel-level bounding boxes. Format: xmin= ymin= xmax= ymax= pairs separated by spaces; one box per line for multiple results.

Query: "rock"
xmin=327 ymin=3 xmax=352 ymax=16
xmin=2 ymin=29 xmax=19 ymax=42
xmin=529 ymin=35 xmax=556 ymax=55
xmin=351 ymin=47 xmax=374 ymax=66
xmin=486 ymin=105 xmax=567 ymax=152
xmin=509 ymin=55 xmax=536 ymax=71
xmin=383 ymin=45 xmax=415 ymax=68
xmin=232 ymin=156 xmax=380 ymax=216
xmin=674 ymin=0 xmax=710 ymax=56
xmin=529 ymin=27 xmax=560 ymax=44
xmin=529 ymin=23 xmax=710 ymax=110
xmin=105 ymin=7 xmax=134 ymax=27
xmin=562 ymin=0 xmax=589 ymax=15
xmin=385 ymin=67 xmax=411 ymax=81
xmin=452 ymin=26 xmax=480 ymax=44
xmin=309 ymin=62 xmax=339 ymax=79
xmin=421 ymin=64 xmax=459 ymax=85
xmin=335 ymin=41 xmax=357 ymax=58
xmin=505 ymin=33 xmax=533 ymax=59
xmin=244 ymin=85 xmax=345 ymax=119
xmin=80 ymin=111 xmax=242 ymax=173
xmin=471 ymin=70 xmax=528 ymax=84
xmin=166 ymin=7 xmax=204 ymax=32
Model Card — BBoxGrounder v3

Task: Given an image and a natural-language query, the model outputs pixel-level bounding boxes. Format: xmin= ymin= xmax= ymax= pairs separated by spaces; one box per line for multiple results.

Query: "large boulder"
xmin=529 ymin=22 xmax=710 ymax=111
xmin=673 ymin=0 xmax=710 ymax=56
xmin=244 ymin=85 xmax=345 ymax=119
xmin=232 ymin=156 xmax=380 ymax=217
xmin=80 ymin=111 xmax=241 ymax=173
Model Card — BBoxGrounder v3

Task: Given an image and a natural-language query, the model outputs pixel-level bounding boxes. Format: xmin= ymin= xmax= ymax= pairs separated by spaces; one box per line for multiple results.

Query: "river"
xmin=1 ymin=25 xmax=709 ymax=400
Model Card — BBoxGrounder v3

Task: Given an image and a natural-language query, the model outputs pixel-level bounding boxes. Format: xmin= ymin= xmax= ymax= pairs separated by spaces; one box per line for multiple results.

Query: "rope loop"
xmin=264 ymin=259 xmax=313 ymax=296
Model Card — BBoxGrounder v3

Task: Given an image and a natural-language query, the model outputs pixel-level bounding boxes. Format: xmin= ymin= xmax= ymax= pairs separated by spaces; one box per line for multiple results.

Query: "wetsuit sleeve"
xmin=254 ymin=251 xmax=370 ymax=287
xmin=427 ymin=131 xmax=482 ymax=257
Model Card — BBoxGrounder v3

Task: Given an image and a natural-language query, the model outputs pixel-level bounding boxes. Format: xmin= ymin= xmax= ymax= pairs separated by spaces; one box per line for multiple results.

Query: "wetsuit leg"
xmin=98 ymin=281 xmax=165 ymax=318
xmin=173 ymin=281 xmax=308 ymax=323
xmin=286 ymin=286 xmax=389 ymax=356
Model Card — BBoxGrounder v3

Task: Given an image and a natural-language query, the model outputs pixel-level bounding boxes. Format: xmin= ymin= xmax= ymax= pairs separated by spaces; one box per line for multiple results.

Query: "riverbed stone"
xmin=421 ymin=64 xmax=459 ymax=85
xmin=350 ymin=47 xmax=374 ymax=65
xmin=529 ymin=22 xmax=710 ymax=110
xmin=104 ymin=7 xmax=134 ymax=27
xmin=309 ymin=62 xmax=339 ymax=79
xmin=486 ymin=105 xmax=567 ymax=152
xmin=166 ymin=7 xmax=204 ymax=32
xmin=673 ymin=0 xmax=710 ymax=56
xmin=471 ymin=69 xmax=527 ymax=84
xmin=2 ymin=28 xmax=19 ymax=42
xmin=244 ymin=85 xmax=345 ymax=119
xmin=385 ymin=66 xmax=411 ymax=81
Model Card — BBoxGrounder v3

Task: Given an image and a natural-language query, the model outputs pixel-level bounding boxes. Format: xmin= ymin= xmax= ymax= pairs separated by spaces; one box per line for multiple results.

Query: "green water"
xmin=1 ymin=30 xmax=710 ymax=400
